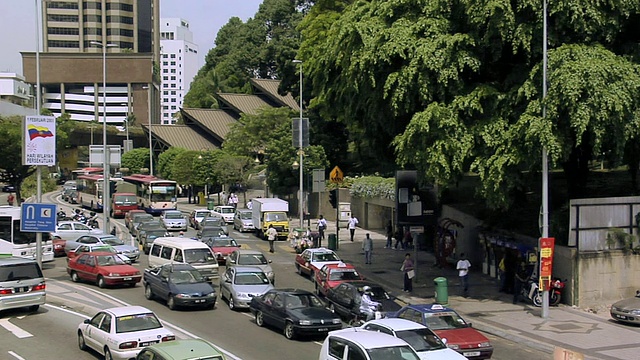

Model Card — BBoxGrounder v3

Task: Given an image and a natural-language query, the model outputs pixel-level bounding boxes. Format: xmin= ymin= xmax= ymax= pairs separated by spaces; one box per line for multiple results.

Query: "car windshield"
xmin=146 ymin=230 xmax=166 ymax=238
xmin=184 ymin=249 xmax=216 ymax=264
xmin=217 ymin=208 xmax=234 ymax=214
xmin=114 ymin=195 xmax=136 ymax=205
xmin=264 ymin=212 xmax=287 ymax=222
xmin=207 ymin=238 xmax=238 ymax=247
xmin=170 ymin=269 xmax=204 ymax=284
xmin=284 ymin=293 xmax=325 ymax=309
xmin=234 ymin=272 xmax=269 ymax=285
xmin=424 ymin=311 xmax=468 ymax=330
xmin=195 ymin=211 xmax=210 ymax=218
xmin=328 ymin=269 xmax=360 ymax=281
xmin=201 ymin=228 xmax=224 ymax=237
xmin=238 ymin=254 xmax=268 ymax=265
xmin=101 ymin=236 xmax=125 ymax=246
xmin=164 ymin=212 xmax=183 ymax=219
xmin=135 ymin=215 xmax=154 ymax=223
xmin=203 ymin=218 xmax=224 ymax=226
xmin=115 ymin=312 xmax=162 ymax=333
xmin=312 ymin=252 xmax=340 ymax=262
xmin=240 ymin=212 xmax=252 ymax=220
xmin=396 ymin=328 xmax=446 ymax=351
xmin=367 ymin=346 xmax=420 ymax=360
xmin=92 ymin=246 xmax=116 ymax=253
xmin=96 ymin=255 xmax=127 ymax=266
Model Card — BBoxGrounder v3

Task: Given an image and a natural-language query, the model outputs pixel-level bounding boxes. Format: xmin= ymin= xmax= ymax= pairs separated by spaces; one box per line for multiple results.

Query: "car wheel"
xmin=228 ymin=297 xmax=235 ymax=310
xmin=144 ymin=285 xmax=154 ymax=300
xmin=77 ymin=331 xmax=87 ymax=350
xmin=284 ymin=322 xmax=296 ymax=340
xmin=97 ymin=276 xmax=107 ymax=288
xmin=70 ymin=271 xmax=80 ymax=283
xmin=255 ymin=311 xmax=265 ymax=327
xmin=168 ymin=295 xmax=177 ymax=310
xmin=104 ymin=347 xmax=113 ymax=360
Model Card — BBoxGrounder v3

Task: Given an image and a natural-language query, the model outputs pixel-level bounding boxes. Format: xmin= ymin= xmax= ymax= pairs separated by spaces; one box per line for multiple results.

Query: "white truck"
xmin=252 ymin=198 xmax=289 ymax=240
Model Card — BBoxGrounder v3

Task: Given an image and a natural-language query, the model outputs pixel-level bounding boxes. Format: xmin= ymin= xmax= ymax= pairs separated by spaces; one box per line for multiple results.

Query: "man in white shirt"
xmin=347 ymin=214 xmax=359 ymax=242
xmin=456 ymin=253 xmax=471 ymax=297
xmin=317 ymin=215 xmax=327 ymax=242
xmin=266 ymin=224 xmax=278 ymax=253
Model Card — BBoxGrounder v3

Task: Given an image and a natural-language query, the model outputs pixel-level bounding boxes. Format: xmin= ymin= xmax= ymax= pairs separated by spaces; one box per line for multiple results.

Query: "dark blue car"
xmin=143 ymin=263 xmax=217 ymax=310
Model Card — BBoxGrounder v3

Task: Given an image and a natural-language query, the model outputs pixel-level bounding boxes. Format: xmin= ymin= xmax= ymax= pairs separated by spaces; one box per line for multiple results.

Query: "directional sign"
xmin=330 ymin=166 xmax=344 ymax=184
xmin=20 ymin=203 xmax=57 ymax=233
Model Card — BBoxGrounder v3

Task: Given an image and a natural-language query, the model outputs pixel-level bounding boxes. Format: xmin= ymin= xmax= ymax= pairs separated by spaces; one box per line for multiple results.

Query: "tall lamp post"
xmin=292 ymin=59 xmax=304 ymax=228
xmin=91 ymin=41 xmax=117 ymax=235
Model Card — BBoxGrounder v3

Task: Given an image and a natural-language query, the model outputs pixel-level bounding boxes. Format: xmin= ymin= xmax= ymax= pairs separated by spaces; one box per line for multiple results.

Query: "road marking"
xmin=0 ymin=319 xmax=33 ymax=338
xmin=8 ymin=351 xmax=26 ymax=360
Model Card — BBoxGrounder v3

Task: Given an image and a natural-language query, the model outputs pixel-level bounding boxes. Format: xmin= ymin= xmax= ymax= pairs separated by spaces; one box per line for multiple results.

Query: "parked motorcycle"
xmin=550 ymin=278 xmax=566 ymax=306
xmin=56 ymin=210 xmax=71 ymax=223
xmin=73 ymin=209 xmax=87 ymax=224
xmin=522 ymin=277 xmax=543 ymax=307
xmin=87 ymin=212 xmax=100 ymax=229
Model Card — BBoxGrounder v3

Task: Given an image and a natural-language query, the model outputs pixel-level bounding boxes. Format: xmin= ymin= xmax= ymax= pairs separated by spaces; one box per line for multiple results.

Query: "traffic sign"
xmin=20 ymin=203 xmax=57 ymax=232
xmin=330 ymin=166 xmax=344 ymax=184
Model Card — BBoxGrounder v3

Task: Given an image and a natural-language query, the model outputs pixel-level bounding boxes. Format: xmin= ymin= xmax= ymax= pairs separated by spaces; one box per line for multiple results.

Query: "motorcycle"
xmin=57 ymin=210 xmax=71 ymax=223
xmin=522 ymin=277 xmax=543 ymax=307
xmin=550 ymin=278 xmax=566 ymax=306
xmin=73 ymin=209 xmax=88 ymax=224
xmin=348 ymin=304 xmax=383 ymax=327
xmin=87 ymin=213 xmax=100 ymax=229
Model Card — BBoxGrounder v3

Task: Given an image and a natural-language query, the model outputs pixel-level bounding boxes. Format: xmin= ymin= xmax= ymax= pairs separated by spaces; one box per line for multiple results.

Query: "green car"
xmin=136 ymin=339 xmax=226 ymax=360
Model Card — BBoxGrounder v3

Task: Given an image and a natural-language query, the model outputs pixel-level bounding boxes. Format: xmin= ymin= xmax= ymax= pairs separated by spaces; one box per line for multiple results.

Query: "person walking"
xmin=498 ymin=254 xmax=507 ymax=292
xmin=266 ymin=224 xmax=278 ymax=253
xmin=362 ymin=233 xmax=373 ymax=264
xmin=385 ymin=221 xmax=393 ymax=248
xmin=317 ymin=215 xmax=327 ymax=243
xmin=347 ymin=214 xmax=359 ymax=242
xmin=7 ymin=193 xmax=15 ymax=206
xmin=231 ymin=193 xmax=239 ymax=209
xmin=456 ymin=253 xmax=471 ymax=297
xmin=513 ymin=260 xmax=529 ymax=304
xmin=401 ymin=253 xmax=414 ymax=292
xmin=394 ymin=226 xmax=404 ymax=250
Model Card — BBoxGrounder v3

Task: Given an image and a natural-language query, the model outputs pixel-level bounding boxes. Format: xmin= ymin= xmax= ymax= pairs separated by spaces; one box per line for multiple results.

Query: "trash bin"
xmin=207 ymin=200 xmax=215 ymax=210
xmin=434 ymin=277 xmax=449 ymax=306
xmin=328 ymin=233 xmax=338 ymax=250
xmin=198 ymin=192 xmax=205 ymax=206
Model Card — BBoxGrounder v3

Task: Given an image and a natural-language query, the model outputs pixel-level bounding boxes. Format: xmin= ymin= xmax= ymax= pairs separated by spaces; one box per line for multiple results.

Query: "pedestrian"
xmin=110 ymin=226 xmax=117 ymax=236
xmin=394 ymin=226 xmax=404 ymax=250
xmin=7 ymin=193 xmax=14 ymax=206
xmin=385 ymin=221 xmax=393 ymax=248
xmin=246 ymin=199 xmax=253 ymax=209
xmin=266 ymin=224 xmax=278 ymax=253
xmin=456 ymin=253 xmax=471 ymax=297
xmin=231 ymin=193 xmax=239 ymax=209
xmin=498 ymin=254 xmax=507 ymax=292
xmin=403 ymin=228 xmax=413 ymax=249
xmin=228 ymin=193 xmax=235 ymax=207
xmin=317 ymin=215 xmax=327 ymax=242
xmin=347 ymin=214 xmax=359 ymax=242
xmin=401 ymin=253 xmax=414 ymax=292
xmin=362 ymin=233 xmax=373 ymax=264
xmin=513 ymin=260 xmax=529 ymax=304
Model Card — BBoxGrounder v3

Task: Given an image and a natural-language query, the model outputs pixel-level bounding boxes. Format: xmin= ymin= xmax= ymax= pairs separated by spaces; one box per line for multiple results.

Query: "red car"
xmin=200 ymin=236 xmax=240 ymax=265
xmin=314 ymin=262 xmax=364 ymax=297
xmin=67 ymin=251 xmax=142 ymax=288
xmin=294 ymin=247 xmax=342 ymax=280
xmin=52 ymin=235 xmax=66 ymax=257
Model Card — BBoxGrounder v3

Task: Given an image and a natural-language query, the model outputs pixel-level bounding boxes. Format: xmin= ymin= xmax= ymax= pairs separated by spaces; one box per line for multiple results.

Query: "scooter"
xmin=87 ymin=212 xmax=100 ymax=229
xmin=550 ymin=278 xmax=566 ymax=306
xmin=522 ymin=277 xmax=543 ymax=307
xmin=348 ymin=304 xmax=383 ymax=327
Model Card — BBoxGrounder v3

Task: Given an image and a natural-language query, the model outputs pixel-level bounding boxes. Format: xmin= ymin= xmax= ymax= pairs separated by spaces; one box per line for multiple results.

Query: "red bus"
xmin=111 ymin=192 xmax=138 ymax=218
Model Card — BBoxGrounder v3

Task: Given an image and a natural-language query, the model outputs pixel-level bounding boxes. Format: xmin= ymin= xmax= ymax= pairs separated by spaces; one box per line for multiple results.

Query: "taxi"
xmin=389 ymin=304 xmax=493 ymax=359
xmin=294 ymin=247 xmax=342 ymax=281
xmin=314 ymin=262 xmax=364 ymax=297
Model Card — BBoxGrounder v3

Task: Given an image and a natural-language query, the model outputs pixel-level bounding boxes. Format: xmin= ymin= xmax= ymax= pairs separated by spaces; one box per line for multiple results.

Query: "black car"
xmin=139 ymin=229 xmax=170 ymax=254
xmin=249 ymin=288 xmax=342 ymax=339
xmin=2 ymin=184 xmax=15 ymax=193
xmin=325 ymin=281 xmax=403 ymax=320
xmin=199 ymin=216 xmax=229 ymax=234
xmin=143 ymin=263 xmax=217 ymax=310
xmin=197 ymin=226 xmax=226 ymax=239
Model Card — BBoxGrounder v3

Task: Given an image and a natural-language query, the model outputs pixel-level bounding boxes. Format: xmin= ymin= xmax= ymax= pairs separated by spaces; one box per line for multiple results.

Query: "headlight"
xmin=332 ymin=318 xmax=341 ymax=324
xmin=299 ymin=320 xmax=312 ymax=325
xmin=631 ymin=310 xmax=640 ymax=315
xmin=448 ymin=344 xmax=459 ymax=350
xmin=109 ymin=273 xmax=120 ymax=276
xmin=175 ymin=293 xmax=193 ymax=298
xmin=611 ymin=306 xmax=619 ymax=312
xmin=478 ymin=342 xmax=491 ymax=348
xmin=205 ymin=292 xmax=216 ymax=298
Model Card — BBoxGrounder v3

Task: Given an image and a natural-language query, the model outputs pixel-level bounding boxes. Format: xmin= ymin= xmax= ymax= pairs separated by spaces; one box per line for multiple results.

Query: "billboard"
xmin=23 ymin=115 xmax=56 ymax=166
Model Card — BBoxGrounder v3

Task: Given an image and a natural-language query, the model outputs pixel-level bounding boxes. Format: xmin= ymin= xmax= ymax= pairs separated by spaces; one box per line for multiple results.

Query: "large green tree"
xmin=157 ymin=147 xmax=186 ymax=179
xmin=121 ymin=148 xmax=150 ymax=174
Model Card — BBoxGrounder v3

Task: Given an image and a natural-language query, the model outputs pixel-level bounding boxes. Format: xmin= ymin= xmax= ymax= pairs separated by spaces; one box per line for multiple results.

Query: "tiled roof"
xmin=181 ymin=108 xmax=237 ymax=142
xmin=250 ymin=78 xmax=300 ymax=110
xmin=144 ymin=125 xmax=217 ymax=151
xmin=216 ymin=93 xmax=276 ymax=116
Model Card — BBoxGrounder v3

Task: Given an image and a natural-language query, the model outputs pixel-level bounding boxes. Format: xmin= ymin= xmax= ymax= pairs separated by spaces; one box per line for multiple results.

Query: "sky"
xmin=0 ymin=0 xmax=264 ymax=74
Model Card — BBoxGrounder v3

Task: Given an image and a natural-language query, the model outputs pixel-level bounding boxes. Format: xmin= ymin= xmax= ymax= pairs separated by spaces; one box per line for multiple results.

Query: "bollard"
xmin=328 ymin=233 xmax=338 ymax=250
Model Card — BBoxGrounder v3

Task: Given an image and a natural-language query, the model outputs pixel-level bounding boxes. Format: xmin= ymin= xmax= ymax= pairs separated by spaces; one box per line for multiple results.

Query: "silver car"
xmin=611 ymin=290 xmax=640 ymax=324
xmin=219 ymin=266 xmax=274 ymax=310
xmin=233 ymin=209 xmax=254 ymax=232
xmin=226 ymin=249 xmax=275 ymax=284
xmin=161 ymin=210 xmax=187 ymax=231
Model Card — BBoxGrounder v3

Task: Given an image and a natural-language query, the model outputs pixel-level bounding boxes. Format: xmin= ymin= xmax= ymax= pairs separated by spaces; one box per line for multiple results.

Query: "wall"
xmin=441 ymin=206 xmax=484 ymax=265
xmin=576 ymin=250 xmax=640 ymax=307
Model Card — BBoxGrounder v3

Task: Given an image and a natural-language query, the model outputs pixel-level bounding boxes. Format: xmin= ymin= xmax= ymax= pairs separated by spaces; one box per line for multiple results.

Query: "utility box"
xmin=338 ymin=202 xmax=351 ymax=226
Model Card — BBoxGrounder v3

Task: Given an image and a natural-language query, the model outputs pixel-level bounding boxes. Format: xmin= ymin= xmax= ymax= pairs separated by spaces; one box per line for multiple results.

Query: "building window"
xmin=163 ymin=69 xmax=168 ymax=73
xmin=171 ymin=98 xmax=176 ymax=102
xmin=170 ymin=69 xmax=176 ymax=73
xmin=170 ymin=76 xmax=176 ymax=81
xmin=48 ymin=27 xmax=80 ymax=35
xmin=170 ymin=91 xmax=176 ymax=95
xmin=163 ymin=106 xmax=169 ymax=110
xmin=48 ymin=14 xmax=79 ymax=22
xmin=48 ymin=40 xmax=79 ymax=48
xmin=49 ymin=2 xmax=79 ymax=9
xmin=106 ymin=3 xmax=133 ymax=11
xmin=83 ymin=15 xmax=101 ymax=23
xmin=163 ymin=76 xmax=168 ymax=81
xmin=106 ymin=15 xmax=134 ymax=25
xmin=171 ymin=106 xmax=176 ymax=110
xmin=107 ymin=28 xmax=134 ymax=37
xmin=163 ymin=62 xmax=168 ymax=66
xmin=170 ymin=84 xmax=176 ymax=88
xmin=83 ymin=27 xmax=102 ymax=35
xmin=163 ymin=84 xmax=168 ymax=88
xmin=163 ymin=98 xmax=168 ymax=103
xmin=162 ymin=54 xmax=168 ymax=58
xmin=170 ymin=62 xmax=176 ymax=66
xmin=163 ymin=91 xmax=168 ymax=95
xmin=170 ymin=54 xmax=176 ymax=59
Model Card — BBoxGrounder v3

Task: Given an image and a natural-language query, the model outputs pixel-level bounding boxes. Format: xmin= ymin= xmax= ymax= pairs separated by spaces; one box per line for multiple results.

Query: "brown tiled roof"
xmin=181 ymin=108 xmax=237 ymax=142
xmin=144 ymin=125 xmax=217 ymax=151
xmin=216 ymin=93 xmax=277 ymax=116
xmin=250 ymin=78 xmax=300 ymax=110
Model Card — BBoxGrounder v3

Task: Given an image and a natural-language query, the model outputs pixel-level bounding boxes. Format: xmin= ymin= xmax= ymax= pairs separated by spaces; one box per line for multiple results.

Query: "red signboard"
xmin=539 ymin=237 xmax=555 ymax=291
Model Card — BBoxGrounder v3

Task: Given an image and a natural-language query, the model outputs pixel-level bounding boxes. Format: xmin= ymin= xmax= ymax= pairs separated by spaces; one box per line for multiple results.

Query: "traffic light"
xmin=329 ymin=189 xmax=337 ymax=208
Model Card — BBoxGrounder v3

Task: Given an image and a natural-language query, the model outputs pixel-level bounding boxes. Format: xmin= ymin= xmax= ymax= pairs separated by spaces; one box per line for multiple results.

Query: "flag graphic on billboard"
xmin=23 ymin=116 xmax=56 ymax=166
xmin=28 ymin=125 xmax=54 ymax=140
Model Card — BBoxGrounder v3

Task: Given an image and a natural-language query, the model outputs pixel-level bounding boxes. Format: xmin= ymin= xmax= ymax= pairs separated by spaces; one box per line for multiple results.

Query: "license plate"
xmin=140 ymin=341 xmax=159 ymax=347
xmin=318 ymin=328 xmax=328 ymax=332
xmin=464 ymin=351 xmax=481 ymax=357
xmin=123 ymin=277 xmax=132 ymax=281
xmin=195 ymin=299 xmax=205 ymax=303
xmin=615 ymin=314 xmax=628 ymax=320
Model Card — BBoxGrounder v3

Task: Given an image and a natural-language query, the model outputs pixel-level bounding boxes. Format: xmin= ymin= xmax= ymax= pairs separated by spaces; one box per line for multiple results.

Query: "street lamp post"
xmin=91 ymin=41 xmax=117 ymax=235
xmin=293 ymin=60 xmax=304 ymax=228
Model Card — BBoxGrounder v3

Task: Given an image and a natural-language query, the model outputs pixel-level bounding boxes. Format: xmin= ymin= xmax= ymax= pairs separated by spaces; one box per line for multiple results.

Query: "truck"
xmin=252 ymin=198 xmax=290 ymax=240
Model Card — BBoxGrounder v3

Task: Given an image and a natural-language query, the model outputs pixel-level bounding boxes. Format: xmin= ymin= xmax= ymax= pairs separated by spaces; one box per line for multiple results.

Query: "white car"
xmin=189 ymin=208 xmax=211 ymax=229
xmin=53 ymin=221 xmax=102 ymax=241
xmin=212 ymin=205 xmax=235 ymax=224
xmin=77 ymin=306 xmax=176 ymax=360
xmin=360 ymin=318 xmax=467 ymax=360
xmin=320 ymin=327 xmax=421 ymax=360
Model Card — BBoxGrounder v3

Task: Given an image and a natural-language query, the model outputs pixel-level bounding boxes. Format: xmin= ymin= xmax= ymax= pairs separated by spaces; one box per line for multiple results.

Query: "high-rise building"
xmin=159 ymin=18 xmax=199 ymax=125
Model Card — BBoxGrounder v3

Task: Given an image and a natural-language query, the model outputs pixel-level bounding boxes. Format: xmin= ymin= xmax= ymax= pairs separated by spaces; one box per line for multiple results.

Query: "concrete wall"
xmin=441 ymin=206 xmax=484 ymax=265
xmin=576 ymin=250 xmax=640 ymax=307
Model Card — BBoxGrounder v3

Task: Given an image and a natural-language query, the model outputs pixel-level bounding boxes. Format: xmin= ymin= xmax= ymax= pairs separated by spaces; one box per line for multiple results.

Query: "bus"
xmin=0 ymin=206 xmax=54 ymax=262
xmin=71 ymin=167 xmax=103 ymax=180
xmin=121 ymin=174 xmax=177 ymax=215
xmin=76 ymin=174 xmax=120 ymax=212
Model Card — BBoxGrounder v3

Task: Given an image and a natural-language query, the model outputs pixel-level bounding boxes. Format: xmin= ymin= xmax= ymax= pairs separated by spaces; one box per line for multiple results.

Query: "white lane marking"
xmin=8 ymin=351 xmax=26 ymax=360
xmin=0 ymin=319 xmax=33 ymax=338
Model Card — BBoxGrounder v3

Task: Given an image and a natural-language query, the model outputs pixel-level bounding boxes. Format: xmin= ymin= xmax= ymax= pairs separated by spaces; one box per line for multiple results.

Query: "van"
xmin=148 ymin=237 xmax=219 ymax=281
xmin=320 ymin=328 xmax=421 ymax=360
xmin=0 ymin=256 xmax=46 ymax=312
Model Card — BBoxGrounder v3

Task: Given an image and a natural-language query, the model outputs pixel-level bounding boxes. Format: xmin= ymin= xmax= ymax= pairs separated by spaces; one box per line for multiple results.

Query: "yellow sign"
xmin=330 ymin=166 xmax=344 ymax=184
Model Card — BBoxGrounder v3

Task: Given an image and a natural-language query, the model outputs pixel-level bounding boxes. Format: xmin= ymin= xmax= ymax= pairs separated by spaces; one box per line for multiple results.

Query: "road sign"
xmin=20 ymin=203 xmax=57 ymax=233
xmin=312 ymin=168 xmax=326 ymax=193
xmin=330 ymin=166 xmax=344 ymax=184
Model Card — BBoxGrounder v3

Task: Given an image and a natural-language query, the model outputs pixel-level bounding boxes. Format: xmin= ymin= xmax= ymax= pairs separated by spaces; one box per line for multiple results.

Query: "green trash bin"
xmin=207 ymin=200 xmax=214 ymax=210
xmin=328 ymin=234 xmax=338 ymax=250
xmin=434 ymin=277 xmax=449 ymax=306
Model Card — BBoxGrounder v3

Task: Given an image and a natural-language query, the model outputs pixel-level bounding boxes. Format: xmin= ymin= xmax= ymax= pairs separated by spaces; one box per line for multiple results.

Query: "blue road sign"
xmin=20 ymin=203 xmax=57 ymax=232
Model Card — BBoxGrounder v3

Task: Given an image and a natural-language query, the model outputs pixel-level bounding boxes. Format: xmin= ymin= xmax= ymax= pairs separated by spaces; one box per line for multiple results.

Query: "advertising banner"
xmin=23 ymin=115 xmax=56 ymax=166
xmin=539 ymin=237 xmax=555 ymax=291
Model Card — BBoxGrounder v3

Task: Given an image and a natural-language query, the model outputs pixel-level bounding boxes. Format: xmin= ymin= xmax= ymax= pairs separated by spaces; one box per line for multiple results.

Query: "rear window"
xmin=0 ymin=263 xmax=43 ymax=281
xmin=114 ymin=195 xmax=136 ymax=205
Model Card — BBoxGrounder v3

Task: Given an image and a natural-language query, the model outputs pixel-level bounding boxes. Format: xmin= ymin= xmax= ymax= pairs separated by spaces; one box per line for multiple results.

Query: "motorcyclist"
xmin=359 ymin=286 xmax=381 ymax=321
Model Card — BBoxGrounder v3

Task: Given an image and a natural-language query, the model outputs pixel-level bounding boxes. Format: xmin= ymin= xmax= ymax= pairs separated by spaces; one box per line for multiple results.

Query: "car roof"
xmin=85 ymin=251 xmax=118 ymax=256
xmin=0 ymin=256 xmax=38 ymax=265
xmin=234 ymin=249 xmax=264 ymax=255
xmin=407 ymin=303 xmax=454 ymax=313
xmin=105 ymin=305 xmax=155 ymax=317
xmin=322 ymin=262 xmax=355 ymax=270
xmin=215 ymin=206 xmax=234 ymax=209
xmin=236 ymin=209 xmax=251 ymax=213
xmin=363 ymin=318 xmax=427 ymax=331
xmin=271 ymin=288 xmax=313 ymax=295
xmin=327 ymin=328 xmax=411 ymax=348
xmin=144 ymin=339 xmax=223 ymax=358
xmin=163 ymin=263 xmax=196 ymax=271
xmin=58 ymin=221 xmax=86 ymax=226
xmin=305 ymin=247 xmax=335 ymax=254
xmin=163 ymin=210 xmax=182 ymax=214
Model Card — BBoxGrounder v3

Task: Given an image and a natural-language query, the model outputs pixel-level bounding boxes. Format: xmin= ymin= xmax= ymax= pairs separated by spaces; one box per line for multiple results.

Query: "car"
xmin=136 ymin=339 xmax=227 ymax=360
xmin=62 ymin=188 xmax=78 ymax=203
xmin=125 ymin=209 xmax=147 ymax=230
xmin=325 ymin=281 xmax=403 ymax=320
xmin=320 ymin=327 xmax=421 ymax=360
xmin=0 ymin=256 xmax=46 ymax=313
xmin=160 ymin=210 xmax=187 ymax=231
xmin=199 ymin=215 xmax=229 ymax=234
xmin=67 ymin=243 xmax=132 ymax=264
xmin=249 ymin=288 xmax=342 ymax=339
xmin=197 ymin=225 xmax=227 ymax=239
xmin=226 ymin=249 xmax=275 ymax=284
xmin=294 ymin=247 xmax=342 ymax=280
xmin=200 ymin=235 xmax=240 ymax=265
xmin=132 ymin=219 xmax=164 ymax=238
xmin=138 ymin=228 xmax=170 ymax=255
xmin=233 ymin=209 xmax=254 ymax=232
xmin=611 ymin=290 xmax=640 ymax=324
xmin=211 ymin=205 xmax=235 ymax=224
xmin=51 ymin=234 xmax=66 ymax=257
xmin=53 ymin=221 xmax=102 ymax=241
xmin=390 ymin=304 xmax=494 ymax=359
xmin=143 ymin=263 xmax=217 ymax=310
xmin=67 ymin=252 xmax=142 ymax=288
xmin=77 ymin=306 xmax=176 ymax=360
xmin=188 ymin=208 xmax=212 ymax=229
xmin=2 ymin=184 xmax=15 ymax=193
xmin=314 ymin=262 xmax=364 ymax=297
xmin=65 ymin=234 xmax=140 ymax=262
xmin=361 ymin=318 xmax=467 ymax=360
xmin=219 ymin=266 xmax=274 ymax=310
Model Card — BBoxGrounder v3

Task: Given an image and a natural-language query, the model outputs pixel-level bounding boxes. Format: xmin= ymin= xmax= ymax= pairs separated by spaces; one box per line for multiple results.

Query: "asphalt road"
xmin=0 ymin=190 xmax=552 ymax=360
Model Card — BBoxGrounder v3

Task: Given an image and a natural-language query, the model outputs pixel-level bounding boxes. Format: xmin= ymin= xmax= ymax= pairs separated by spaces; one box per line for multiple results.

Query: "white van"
xmin=148 ymin=237 xmax=219 ymax=281
xmin=0 ymin=256 xmax=46 ymax=312
xmin=320 ymin=327 xmax=421 ymax=360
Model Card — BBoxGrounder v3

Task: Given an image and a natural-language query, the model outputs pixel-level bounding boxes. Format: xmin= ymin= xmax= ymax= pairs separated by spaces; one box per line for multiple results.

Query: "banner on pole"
xmin=539 ymin=237 xmax=555 ymax=291
xmin=23 ymin=115 xmax=56 ymax=166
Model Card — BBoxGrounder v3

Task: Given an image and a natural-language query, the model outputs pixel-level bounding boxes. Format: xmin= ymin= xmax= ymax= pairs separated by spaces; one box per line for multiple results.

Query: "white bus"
xmin=77 ymin=174 xmax=120 ymax=212
xmin=121 ymin=175 xmax=177 ymax=215
xmin=0 ymin=206 xmax=54 ymax=262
